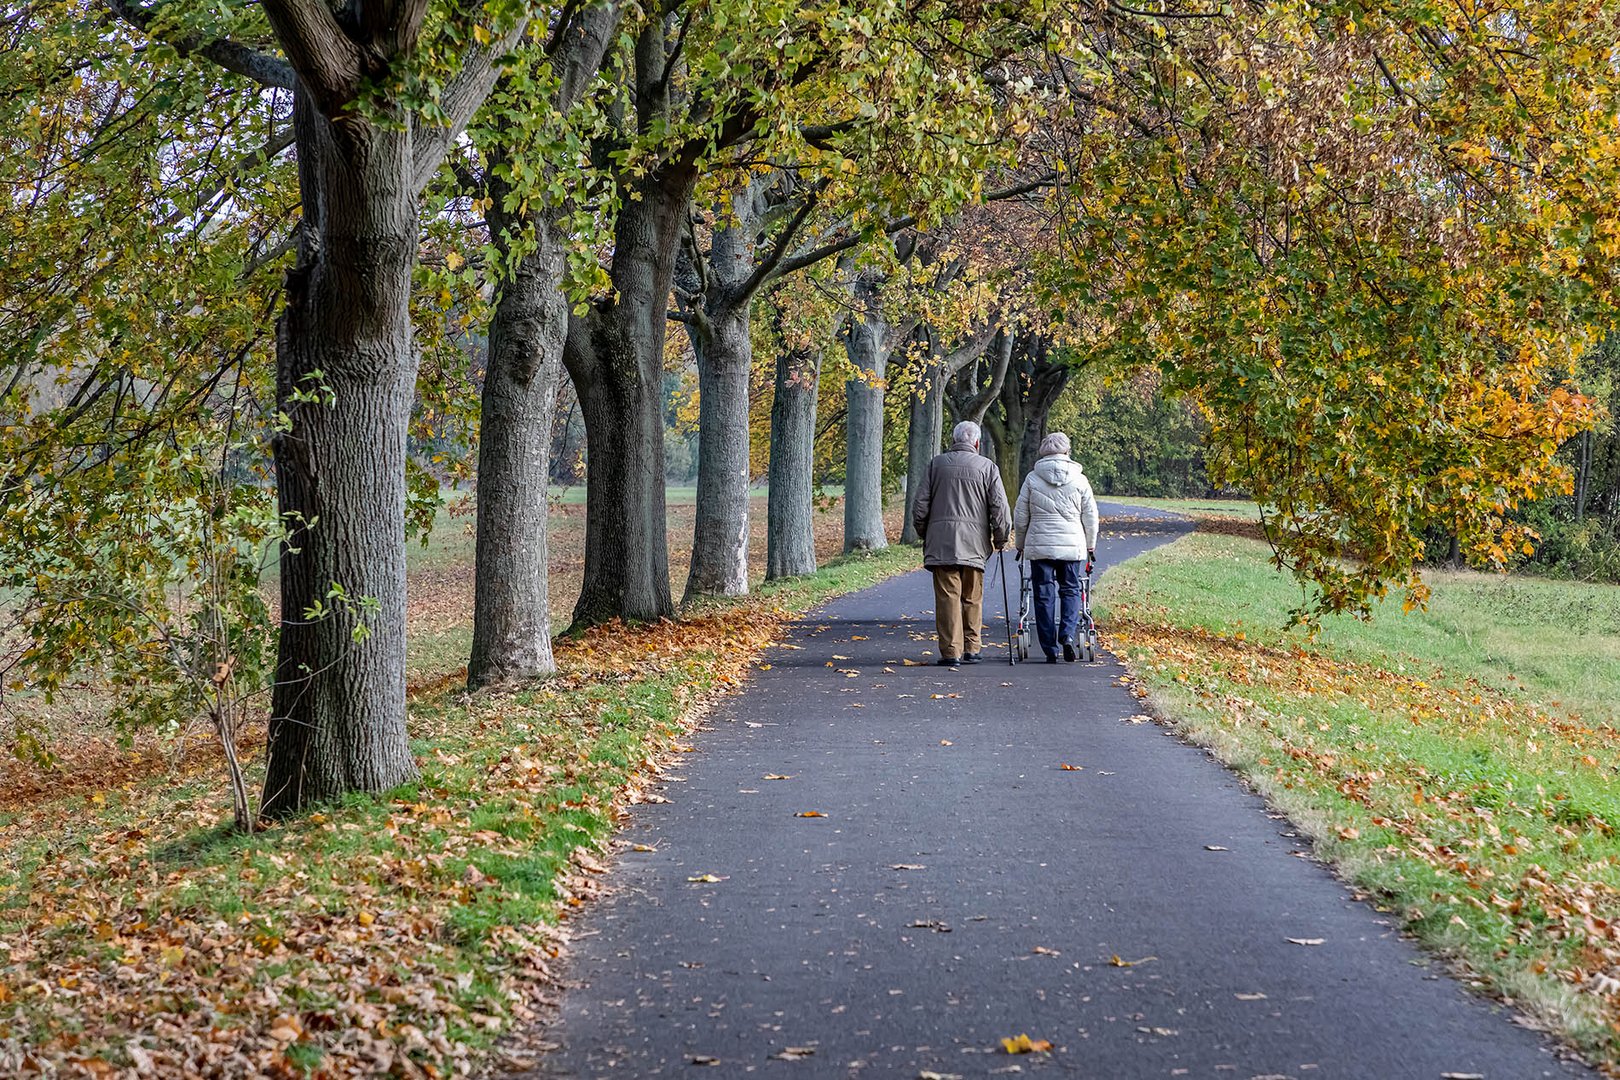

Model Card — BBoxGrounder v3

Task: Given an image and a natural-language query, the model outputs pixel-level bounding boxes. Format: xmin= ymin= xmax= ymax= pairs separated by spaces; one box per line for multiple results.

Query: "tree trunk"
xmin=685 ymin=307 xmax=753 ymax=599
xmin=842 ymin=293 xmax=890 ymax=552
xmin=767 ymin=343 xmax=822 ymax=579
xmin=466 ymin=4 xmax=622 ymax=687
xmin=262 ymin=97 xmax=418 ymax=816
xmin=563 ymin=160 xmax=696 ymax=628
xmin=682 ymin=181 xmax=767 ymax=602
xmin=901 ymin=348 xmax=945 ymax=544
xmin=467 ymin=212 xmax=567 ymax=689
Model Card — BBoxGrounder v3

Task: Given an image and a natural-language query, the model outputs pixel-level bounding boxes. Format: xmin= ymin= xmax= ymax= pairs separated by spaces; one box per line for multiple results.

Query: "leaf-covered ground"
xmin=1096 ymin=530 xmax=1620 ymax=1070
xmin=0 ymin=524 xmax=917 ymax=1077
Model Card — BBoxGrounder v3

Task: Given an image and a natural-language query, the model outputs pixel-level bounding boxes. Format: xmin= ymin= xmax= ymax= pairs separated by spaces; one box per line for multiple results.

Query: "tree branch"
xmin=773 ymin=173 xmax=1057 ymax=279
xmin=102 ymin=0 xmax=294 ymax=89
xmin=260 ymin=0 xmax=365 ymax=112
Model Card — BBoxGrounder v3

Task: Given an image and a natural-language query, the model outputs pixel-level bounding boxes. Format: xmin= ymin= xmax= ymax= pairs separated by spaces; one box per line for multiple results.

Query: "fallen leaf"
xmin=795 ymin=810 xmax=826 ymax=818
xmin=1286 ymin=937 xmax=1325 ymax=946
xmin=1235 ymin=992 xmax=1267 ymax=1001
xmin=1032 ymin=946 xmax=1060 ymax=956
xmin=758 ymin=663 xmax=772 ymax=671
xmin=890 ymin=863 xmax=926 ymax=871
xmin=687 ymin=874 xmax=725 ymax=883
xmin=1109 ymin=955 xmax=1157 ymax=967
xmin=939 ymin=740 xmax=953 ymax=746
xmin=909 ymin=919 xmax=952 ymax=932
xmin=918 ymin=1072 xmax=964 ymax=1080
xmin=631 ymin=843 xmax=657 ymax=852
xmin=1059 ymin=763 xmax=1083 ymax=772
xmin=1204 ymin=845 xmax=1229 ymax=851
xmin=356 ymin=909 xmax=375 ymax=927
xmin=1000 ymin=1034 xmax=1053 ymax=1055
xmin=763 ymin=774 xmax=793 ymax=781
xmin=690 ymin=1055 xmax=721 ymax=1066
xmin=774 ymin=1046 xmax=816 ymax=1061
xmin=1123 ymin=714 xmax=1152 ymax=724
xmin=901 ymin=659 xmax=922 ymax=666
xmin=1440 ymin=1074 xmax=1485 ymax=1080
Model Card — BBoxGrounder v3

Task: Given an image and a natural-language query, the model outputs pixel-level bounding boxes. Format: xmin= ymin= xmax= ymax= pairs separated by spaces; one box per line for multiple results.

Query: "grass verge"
xmin=0 ymin=545 xmax=918 ymax=1078
xmin=1096 ymin=530 xmax=1620 ymax=1067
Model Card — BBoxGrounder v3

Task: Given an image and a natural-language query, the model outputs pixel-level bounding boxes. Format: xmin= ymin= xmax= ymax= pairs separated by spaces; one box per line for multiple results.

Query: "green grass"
xmin=1102 ymin=494 xmax=1261 ymax=519
xmin=1097 ymin=530 xmax=1620 ymax=1062
xmin=0 ymin=544 xmax=918 ymax=1077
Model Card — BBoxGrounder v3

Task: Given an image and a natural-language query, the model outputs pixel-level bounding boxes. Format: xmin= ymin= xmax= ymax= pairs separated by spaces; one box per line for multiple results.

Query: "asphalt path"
xmin=536 ymin=502 xmax=1592 ymax=1079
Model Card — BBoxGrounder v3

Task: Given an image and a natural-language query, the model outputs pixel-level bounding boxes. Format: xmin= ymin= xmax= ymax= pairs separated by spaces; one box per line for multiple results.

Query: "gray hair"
xmin=951 ymin=420 xmax=981 ymax=448
xmin=1038 ymin=431 xmax=1071 ymax=458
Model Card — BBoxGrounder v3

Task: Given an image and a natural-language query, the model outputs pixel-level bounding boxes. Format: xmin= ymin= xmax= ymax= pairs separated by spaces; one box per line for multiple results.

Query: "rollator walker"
xmin=1001 ymin=551 xmax=1098 ymax=664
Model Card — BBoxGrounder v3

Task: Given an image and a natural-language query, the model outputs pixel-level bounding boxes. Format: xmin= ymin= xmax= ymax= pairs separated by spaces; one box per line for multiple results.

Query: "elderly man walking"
xmin=911 ymin=420 xmax=1012 ymax=666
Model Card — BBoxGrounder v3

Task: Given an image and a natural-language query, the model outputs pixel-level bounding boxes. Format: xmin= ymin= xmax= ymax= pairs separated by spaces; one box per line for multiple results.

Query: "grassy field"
xmin=1096 ymin=530 xmax=1620 ymax=1064
xmin=0 ymin=542 xmax=919 ymax=1077
xmin=1100 ymin=494 xmax=1261 ymax=519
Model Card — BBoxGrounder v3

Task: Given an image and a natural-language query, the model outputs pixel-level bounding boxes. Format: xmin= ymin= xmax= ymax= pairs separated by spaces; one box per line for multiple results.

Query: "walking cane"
xmin=997 ymin=547 xmax=1015 ymax=666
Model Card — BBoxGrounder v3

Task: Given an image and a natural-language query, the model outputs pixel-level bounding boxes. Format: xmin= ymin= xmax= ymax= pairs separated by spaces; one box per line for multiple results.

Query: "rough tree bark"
xmin=261 ymin=0 xmax=524 ymax=816
xmin=563 ymin=157 xmax=695 ymax=627
xmin=263 ymin=105 xmax=419 ymax=811
xmin=767 ymin=339 xmax=823 ymax=579
xmin=467 ymin=7 xmax=621 ymax=689
xmin=678 ymin=181 xmax=769 ymax=601
xmin=842 ymin=270 xmax=894 ymax=553
xmin=466 ymin=211 xmax=568 ymax=689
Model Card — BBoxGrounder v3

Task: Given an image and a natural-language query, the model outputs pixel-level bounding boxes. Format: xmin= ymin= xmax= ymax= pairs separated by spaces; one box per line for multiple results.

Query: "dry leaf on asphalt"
xmin=1440 ymin=1074 xmax=1485 ymax=1079
xmin=690 ymin=1055 xmax=721 ymax=1066
xmin=930 ymin=693 xmax=961 ymax=700
xmin=631 ymin=843 xmax=657 ymax=852
xmin=795 ymin=810 xmax=826 ymax=818
xmin=918 ymin=1072 xmax=964 ymax=1080
xmin=687 ymin=874 xmax=725 ymax=883
xmin=1286 ymin=937 xmax=1326 ymax=946
xmin=1234 ymin=992 xmax=1267 ymax=1000
xmin=1032 ymin=946 xmax=1060 ymax=956
xmin=1204 ymin=845 xmax=1229 ymax=851
xmin=890 ymin=863 xmax=926 ymax=871
xmin=1000 ymin=1034 xmax=1053 ymax=1054
xmin=1059 ymin=763 xmax=1083 ymax=771
xmin=774 ymin=1046 xmax=816 ymax=1061
xmin=763 ymin=774 xmax=793 ymax=780
xmin=939 ymin=739 xmax=953 ymax=746
xmin=1110 ymin=955 xmax=1158 ymax=967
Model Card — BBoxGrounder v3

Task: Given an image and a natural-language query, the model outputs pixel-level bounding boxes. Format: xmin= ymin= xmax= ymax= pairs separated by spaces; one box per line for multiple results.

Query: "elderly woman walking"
xmin=1014 ymin=432 xmax=1100 ymax=663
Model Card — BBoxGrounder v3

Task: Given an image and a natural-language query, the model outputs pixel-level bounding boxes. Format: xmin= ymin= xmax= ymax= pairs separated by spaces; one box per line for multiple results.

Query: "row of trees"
xmin=5 ymin=0 xmax=1620 ymax=825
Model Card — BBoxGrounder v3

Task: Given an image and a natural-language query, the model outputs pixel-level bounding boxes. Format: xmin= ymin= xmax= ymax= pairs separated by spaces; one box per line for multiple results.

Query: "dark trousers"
xmin=1030 ymin=559 xmax=1082 ymax=658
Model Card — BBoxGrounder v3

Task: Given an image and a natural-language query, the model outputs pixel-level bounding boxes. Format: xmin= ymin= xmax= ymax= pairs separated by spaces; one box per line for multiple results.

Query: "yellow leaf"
xmin=1000 ymin=1033 xmax=1053 ymax=1054
xmin=795 ymin=810 xmax=826 ymax=818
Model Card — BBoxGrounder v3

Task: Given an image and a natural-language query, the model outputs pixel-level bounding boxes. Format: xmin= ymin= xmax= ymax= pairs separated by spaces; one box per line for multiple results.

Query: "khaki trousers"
xmin=931 ymin=565 xmax=984 ymax=660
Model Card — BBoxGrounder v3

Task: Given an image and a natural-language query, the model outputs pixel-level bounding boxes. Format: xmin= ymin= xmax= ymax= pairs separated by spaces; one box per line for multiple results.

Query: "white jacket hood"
xmin=1014 ymin=453 xmax=1100 ymax=562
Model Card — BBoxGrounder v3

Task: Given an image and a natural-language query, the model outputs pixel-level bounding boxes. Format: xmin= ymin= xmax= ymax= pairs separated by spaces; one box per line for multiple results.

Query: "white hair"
xmin=952 ymin=420 xmax=981 ymax=447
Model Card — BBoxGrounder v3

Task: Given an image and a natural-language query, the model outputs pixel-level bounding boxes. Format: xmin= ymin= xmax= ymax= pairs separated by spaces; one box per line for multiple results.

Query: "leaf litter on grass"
xmin=0 ymin=549 xmax=922 ymax=1078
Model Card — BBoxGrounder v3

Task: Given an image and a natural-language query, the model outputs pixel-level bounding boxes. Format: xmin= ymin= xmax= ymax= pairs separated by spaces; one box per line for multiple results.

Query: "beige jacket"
xmin=912 ymin=435 xmax=1012 ymax=570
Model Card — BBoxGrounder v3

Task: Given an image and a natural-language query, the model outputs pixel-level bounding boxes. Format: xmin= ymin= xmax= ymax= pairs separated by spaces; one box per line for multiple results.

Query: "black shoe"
xmin=960 ymin=653 xmax=982 ymax=665
xmin=936 ymin=656 xmax=959 ymax=667
xmin=1062 ymin=638 xmax=1077 ymax=663
xmin=1045 ymin=655 xmax=1058 ymax=664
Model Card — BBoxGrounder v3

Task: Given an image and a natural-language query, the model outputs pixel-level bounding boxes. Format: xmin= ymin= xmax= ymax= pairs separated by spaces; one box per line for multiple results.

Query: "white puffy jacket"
xmin=1014 ymin=455 xmax=1099 ymax=563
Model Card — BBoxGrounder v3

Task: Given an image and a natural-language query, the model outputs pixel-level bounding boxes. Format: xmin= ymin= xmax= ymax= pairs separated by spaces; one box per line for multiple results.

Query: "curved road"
xmin=534 ymin=503 xmax=1591 ymax=1079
